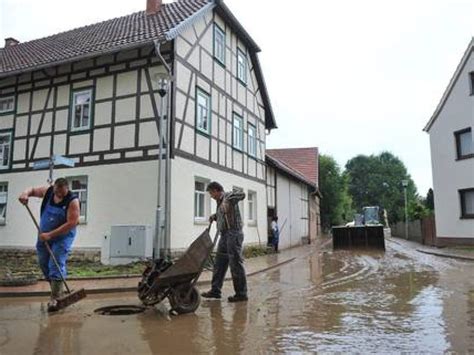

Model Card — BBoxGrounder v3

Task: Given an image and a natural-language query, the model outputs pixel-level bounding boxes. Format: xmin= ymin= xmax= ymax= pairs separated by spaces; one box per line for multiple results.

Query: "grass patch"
xmin=243 ymin=245 xmax=273 ymax=259
xmin=67 ymin=261 xmax=147 ymax=278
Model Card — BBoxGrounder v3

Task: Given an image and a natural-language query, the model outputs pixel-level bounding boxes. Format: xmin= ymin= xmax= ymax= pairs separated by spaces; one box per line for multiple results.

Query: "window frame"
xmin=232 ymin=113 xmax=244 ymax=151
xmin=66 ymin=175 xmax=88 ymax=223
xmin=213 ymin=24 xmax=226 ymax=67
xmin=454 ymin=127 xmax=474 ymax=161
xmin=459 ymin=188 xmax=474 ymax=219
xmin=70 ymin=88 xmax=94 ymax=133
xmin=0 ymin=131 xmax=13 ymax=170
xmin=0 ymin=182 xmax=8 ymax=225
xmin=247 ymin=190 xmax=257 ymax=224
xmin=195 ymin=87 xmax=212 ymax=136
xmin=194 ymin=178 xmax=211 ymax=223
xmin=469 ymin=72 xmax=474 ymax=96
xmin=248 ymin=123 xmax=257 ymax=158
xmin=237 ymin=48 xmax=248 ymax=85
xmin=0 ymin=95 xmax=16 ymax=115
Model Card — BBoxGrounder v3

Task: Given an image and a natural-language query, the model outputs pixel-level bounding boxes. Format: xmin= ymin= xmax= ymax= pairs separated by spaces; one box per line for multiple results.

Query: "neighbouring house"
xmin=0 ymin=0 xmax=278 ymax=256
xmin=424 ymin=38 xmax=474 ymax=246
xmin=266 ymin=148 xmax=321 ymax=249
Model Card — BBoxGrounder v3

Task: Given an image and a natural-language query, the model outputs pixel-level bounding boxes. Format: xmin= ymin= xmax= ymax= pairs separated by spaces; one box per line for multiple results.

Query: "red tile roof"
xmin=0 ymin=0 xmax=210 ymax=75
xmin=266 ymin=147 xmax=319 ymax=187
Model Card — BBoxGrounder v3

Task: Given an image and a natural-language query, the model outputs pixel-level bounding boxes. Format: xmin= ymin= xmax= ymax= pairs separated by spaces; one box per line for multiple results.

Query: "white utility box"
xmin=101 ymin=225 xmax=153 ymax=265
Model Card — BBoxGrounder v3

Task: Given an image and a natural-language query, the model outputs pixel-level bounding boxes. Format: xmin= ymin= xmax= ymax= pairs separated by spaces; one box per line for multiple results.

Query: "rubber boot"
xmin=47 ymin=280 xmax=63 ymax=313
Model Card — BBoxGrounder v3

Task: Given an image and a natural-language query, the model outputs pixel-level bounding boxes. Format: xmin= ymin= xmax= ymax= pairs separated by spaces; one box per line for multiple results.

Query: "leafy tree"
xmin=424 ymin=188 xmax=435 ymax=212
xmin=345 ymin=152 xmax=417 ymax=224
xmin=408 ymin=199 xmax=429 ymax=221
xmin=319 ymin=155 xmax=354 ymax=230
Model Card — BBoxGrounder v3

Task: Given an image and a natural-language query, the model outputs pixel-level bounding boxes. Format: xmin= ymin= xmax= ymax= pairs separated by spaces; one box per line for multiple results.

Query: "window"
xmin=0 ymin=96 xmax=15 ymax=114
xmin=237 ymin=48 xmax=247 ymax=84
xmin=214 ymin=24 xmax=226 ymax=65
xmin=67 ymin=176 xmax=88 ymax=222
xmin=248 ymin=191 xmax=256 ymax=223
xmin=233 ymin=113 xmax=244 ymax=151
xmin=455 ymin=128 xmax=474 ymax=160
xmin=0 ymin=183 xmax=7 ymax=225
xmin=196 ymin=88 xmax=211 ymax=134
xmin=0 ymin=133 xmax=12 ymax=170
xmin=71 ymin=89 xmax=93 ymax=132
xmin=248 ymin=124 xmax=257 ymax=157
xmin=470 ymin=72 xmax=474 ymax=95
xmin=460 ymin=188 xmax=474 ymax=219
xmin=194 ymin=179 xmax=210 ymax=222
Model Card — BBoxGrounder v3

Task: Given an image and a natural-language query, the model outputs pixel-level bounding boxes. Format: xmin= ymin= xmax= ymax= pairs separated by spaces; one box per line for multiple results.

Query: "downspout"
xmin=153 ymin=40 xmax=173 ymax=258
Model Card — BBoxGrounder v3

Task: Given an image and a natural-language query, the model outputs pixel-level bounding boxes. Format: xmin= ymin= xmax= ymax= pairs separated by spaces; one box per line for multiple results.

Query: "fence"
xmin=391 ymin=216 xmax=436 ymax=246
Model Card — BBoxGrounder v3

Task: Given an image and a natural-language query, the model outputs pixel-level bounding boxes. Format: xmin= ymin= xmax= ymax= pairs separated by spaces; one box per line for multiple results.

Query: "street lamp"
xmin=402 ymin=180 xmax=409 ymax=240
xmin=154 ymin=72 xmax=171 ymax=258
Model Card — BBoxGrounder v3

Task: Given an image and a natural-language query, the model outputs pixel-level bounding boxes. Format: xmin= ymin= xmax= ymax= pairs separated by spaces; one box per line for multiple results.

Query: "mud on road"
xmin=0 ymin=239 xmax=473 ymax=354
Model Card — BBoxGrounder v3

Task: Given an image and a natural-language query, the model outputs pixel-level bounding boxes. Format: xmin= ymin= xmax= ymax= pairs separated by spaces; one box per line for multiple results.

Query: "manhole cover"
xmin=94 ymin=305 xmax=146 ymax=316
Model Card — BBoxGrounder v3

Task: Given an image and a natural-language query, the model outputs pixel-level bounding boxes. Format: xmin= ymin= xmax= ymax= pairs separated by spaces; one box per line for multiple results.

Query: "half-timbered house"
xmin=0 ymin=0 xmax=276 ymax=254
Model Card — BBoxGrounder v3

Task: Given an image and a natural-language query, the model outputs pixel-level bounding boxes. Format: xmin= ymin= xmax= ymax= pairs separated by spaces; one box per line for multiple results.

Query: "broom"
xmin=25 ymin=204 xmax=86 ymax=310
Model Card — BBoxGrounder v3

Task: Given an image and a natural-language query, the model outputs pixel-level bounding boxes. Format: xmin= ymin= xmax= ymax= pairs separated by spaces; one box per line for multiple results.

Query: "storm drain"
xmin=94 ymin=305 xmax=146 ymax=316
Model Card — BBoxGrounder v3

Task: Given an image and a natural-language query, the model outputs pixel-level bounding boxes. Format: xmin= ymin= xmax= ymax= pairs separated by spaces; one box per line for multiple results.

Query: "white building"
xmin=0 ymin=0 xmax=278 ymax=255
xmin=266 ymin=148 xmax=321 ymax=249
xmin=424 ymin=38 xmax=474 ymax=246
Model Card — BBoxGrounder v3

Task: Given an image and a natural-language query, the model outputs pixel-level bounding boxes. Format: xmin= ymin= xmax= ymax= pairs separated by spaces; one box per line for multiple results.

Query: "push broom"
xmin=25 ymin=204 xmax=86 ymax=310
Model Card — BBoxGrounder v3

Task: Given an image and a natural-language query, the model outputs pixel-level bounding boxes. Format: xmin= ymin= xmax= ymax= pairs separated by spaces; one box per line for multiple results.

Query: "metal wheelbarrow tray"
xmin=138 ymin=226 xmax=216 ymax=314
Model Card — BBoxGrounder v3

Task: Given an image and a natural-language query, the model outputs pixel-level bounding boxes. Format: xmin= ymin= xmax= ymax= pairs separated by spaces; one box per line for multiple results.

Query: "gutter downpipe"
xmin=153 ymin=40 xmax=173 ymax=259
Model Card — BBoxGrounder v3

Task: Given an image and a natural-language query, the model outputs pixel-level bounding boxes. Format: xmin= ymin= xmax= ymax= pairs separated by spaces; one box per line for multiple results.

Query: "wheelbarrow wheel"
xmin=168 ymin=284 xmax=201 ymax=315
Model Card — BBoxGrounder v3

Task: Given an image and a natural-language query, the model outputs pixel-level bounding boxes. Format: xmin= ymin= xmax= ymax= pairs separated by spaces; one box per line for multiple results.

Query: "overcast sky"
xmin=1 ymin=0 xmax=473 ymax=194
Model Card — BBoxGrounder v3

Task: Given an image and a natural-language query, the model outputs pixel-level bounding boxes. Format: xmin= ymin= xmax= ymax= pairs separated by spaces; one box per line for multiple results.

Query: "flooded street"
xmin=1 ymin=239 xmax=473 ymax=354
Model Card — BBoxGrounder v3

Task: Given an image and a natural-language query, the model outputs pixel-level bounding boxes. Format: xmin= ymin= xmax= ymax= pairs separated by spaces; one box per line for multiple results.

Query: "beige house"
xmin=0 ymin=0 xmax=277 ymax=254
xmin=424 ymin=38 xmax=474 ymax=246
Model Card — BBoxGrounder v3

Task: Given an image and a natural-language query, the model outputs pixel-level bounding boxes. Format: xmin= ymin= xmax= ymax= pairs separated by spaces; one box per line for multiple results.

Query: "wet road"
xmin=1 ymin=239 xmax=473 ymax=354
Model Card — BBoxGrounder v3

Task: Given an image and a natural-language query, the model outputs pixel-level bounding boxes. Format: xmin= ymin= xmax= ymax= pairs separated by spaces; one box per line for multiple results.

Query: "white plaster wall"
xmin=170 ymin=156 xmax=267 ymax=250
xmin=429 ymin=50 xmax=474 ymax=239
xmin=276 ymin=174 xmax=309 ymax=250
xmin=0 ymin=160 xmax=158 ymax=248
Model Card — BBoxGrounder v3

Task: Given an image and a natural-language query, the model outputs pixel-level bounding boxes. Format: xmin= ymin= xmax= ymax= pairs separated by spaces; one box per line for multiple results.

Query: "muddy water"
xmin=1 ymin=240 xmax=473 ymax=354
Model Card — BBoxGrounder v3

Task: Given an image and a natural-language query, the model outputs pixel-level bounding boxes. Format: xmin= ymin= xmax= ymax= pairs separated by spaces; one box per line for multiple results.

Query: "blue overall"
xmin=36 ymin=187 xmax=77 ymax=281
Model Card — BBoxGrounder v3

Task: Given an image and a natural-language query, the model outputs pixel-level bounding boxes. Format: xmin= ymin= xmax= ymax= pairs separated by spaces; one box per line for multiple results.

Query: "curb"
xmin=0 ymin=256 xmax=297 ymax=298
xmin=415 ymin=249 xmax=474 ymax=262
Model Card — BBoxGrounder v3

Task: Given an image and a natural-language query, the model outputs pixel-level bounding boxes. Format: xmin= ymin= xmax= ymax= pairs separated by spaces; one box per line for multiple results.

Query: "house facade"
xmin=424 ymin=38 xmax=474 ymax=246
xmin=0 ymin=0 xmax=277 ymax=254
xmin=266 ymin=148 xmax=321 ymax=249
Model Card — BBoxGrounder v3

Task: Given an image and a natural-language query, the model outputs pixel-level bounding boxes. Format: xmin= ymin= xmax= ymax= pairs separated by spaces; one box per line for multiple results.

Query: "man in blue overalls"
xmin=19 ymin=178 xmax=80 ymax=311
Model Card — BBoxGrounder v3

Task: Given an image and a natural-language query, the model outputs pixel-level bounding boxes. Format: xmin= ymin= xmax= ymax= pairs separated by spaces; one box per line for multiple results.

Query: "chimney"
xmin=146 ymin=0 xmax=162 ymax=15
xmin=4 ymin=37 xmax=20 ymax=48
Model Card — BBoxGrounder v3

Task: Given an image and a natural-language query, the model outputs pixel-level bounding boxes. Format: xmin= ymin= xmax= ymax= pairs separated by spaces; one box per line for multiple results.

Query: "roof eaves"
xmin=165 ymin=2 xmax=216 ymax=41
xmin=424 ymin=37 xmax=474 ymax=133
xmin=0 ymin=39 xmax=157 ymax=80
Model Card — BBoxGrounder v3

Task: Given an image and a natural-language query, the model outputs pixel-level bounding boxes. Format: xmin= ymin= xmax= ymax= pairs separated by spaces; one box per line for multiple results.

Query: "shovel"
xmin=24 ymin=204 xmax=86 ymax=311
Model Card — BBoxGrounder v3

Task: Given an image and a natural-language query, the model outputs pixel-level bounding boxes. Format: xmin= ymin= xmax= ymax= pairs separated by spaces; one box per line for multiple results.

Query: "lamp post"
xmin=402 ymin=180 xmax=409 ymax=240
xmin=154 ymin=72 xmax=171 ymax=258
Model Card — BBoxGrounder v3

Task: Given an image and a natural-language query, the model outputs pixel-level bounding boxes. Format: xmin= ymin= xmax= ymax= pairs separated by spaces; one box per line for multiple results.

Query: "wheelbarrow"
xmin=138 ymin=223 xmax=218 ymax=314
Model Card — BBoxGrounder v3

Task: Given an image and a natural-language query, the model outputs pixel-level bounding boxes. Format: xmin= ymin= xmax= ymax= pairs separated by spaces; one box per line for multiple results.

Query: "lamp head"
xmin=154 ymin=72 xmax=171 ymax=97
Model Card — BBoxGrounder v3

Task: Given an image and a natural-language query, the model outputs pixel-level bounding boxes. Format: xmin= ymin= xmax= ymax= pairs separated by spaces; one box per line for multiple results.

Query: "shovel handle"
xmin=24 ymin=203 xmax=71 ymax=294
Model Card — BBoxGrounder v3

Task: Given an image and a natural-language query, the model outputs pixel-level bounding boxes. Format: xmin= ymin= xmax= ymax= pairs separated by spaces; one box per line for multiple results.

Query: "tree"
xmin=424 ymin=188 xmax=435 ymax=212
xmin=345 ymin=152 xmax=418 ymax=224
xmin=319 ymin=155 xmax=354 ymax=231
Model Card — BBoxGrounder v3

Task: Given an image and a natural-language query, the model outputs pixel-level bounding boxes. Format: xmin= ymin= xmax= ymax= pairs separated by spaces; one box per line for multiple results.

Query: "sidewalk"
xmin=0 ymin=240 xmax=327 ymax=298
xmin=388 ymin=237 xmax=474 ymax=262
